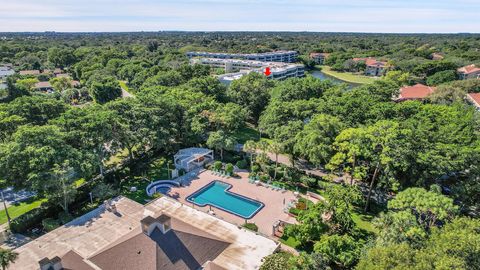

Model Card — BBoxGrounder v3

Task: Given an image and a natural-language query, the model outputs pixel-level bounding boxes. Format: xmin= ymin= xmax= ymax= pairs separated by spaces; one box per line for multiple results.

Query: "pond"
xmin=310 ymin=70 xmax=360 ymax=89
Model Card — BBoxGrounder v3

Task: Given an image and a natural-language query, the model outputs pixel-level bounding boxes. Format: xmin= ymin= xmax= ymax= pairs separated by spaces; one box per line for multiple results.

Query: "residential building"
xmin=0 ymin=65 xmax=14 ymax=80
xmin=431 ymin=52 xmax=444 ymax=60
xmin=395 ymin=83 xmax=436 ymax=101
xmin=187 ymin=50 xmax=298 ymax=63
xmin=56 ymin=73 xmax=70 ymax=78
xmin=11 ymin=196 xmax=278 ymax=270
xmin=466 ymin=93 xmax=480 ymax=110
xmin=19 ymin=70 xmax=41 ymax=76
xmin=457 ymin=64 xmax=480 ymax=80
xmin=34 ymin=80 xmax=79 ymax=92
xmin=353 ymin=57 xmax=390 ymax=76
xmin=309 ymin=52 xmax=330 ymax=65
xmin=191 ymin=58 xmax=304 ymax=82
xmin=53 ymin=68 xmax=63 ymax=75
xmin=34 ymin=81 xmax=54 ymax=92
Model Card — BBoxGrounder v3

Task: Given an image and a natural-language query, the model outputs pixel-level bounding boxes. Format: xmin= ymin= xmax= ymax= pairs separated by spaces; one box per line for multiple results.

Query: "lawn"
xmin=318 ymin=65 xmax=377 ymax=84
xmin=352 ymin=210 xmax=377 ymax=234
xmin=120 ymin=176 xmax=152 ymax=204
xmin=0 ymin=198 xmax=47 ymax=225
xmin=231 ymin=125 xmax=260 ymax=144
xmin=280 ymin=235 xmax=301 ymax=249
xmin=105 ymin=148 xmax=130 ymax=167
xmin=120 ymin=156 xmax=172 ymax=204
xmin=232 ymin=125 xmax=274 ymax=145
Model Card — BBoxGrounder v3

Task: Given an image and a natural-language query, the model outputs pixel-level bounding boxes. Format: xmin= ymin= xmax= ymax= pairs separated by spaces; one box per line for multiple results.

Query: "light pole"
xmin=89 ymin=192 xmax=93 ymax=204
xmin=1 ymin=190 xmax=11 ymax=230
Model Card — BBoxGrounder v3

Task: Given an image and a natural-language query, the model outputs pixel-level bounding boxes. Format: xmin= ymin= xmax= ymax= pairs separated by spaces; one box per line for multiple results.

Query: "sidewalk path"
xmin=258 ymin=150 xmax=346 ymax=183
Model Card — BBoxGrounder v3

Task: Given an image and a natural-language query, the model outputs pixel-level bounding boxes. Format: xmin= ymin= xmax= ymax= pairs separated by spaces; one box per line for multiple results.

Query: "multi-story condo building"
xmin=191 ymin=58 xmax=305 ymax=83
xmin=353 ymin=57 xmax=390 ymax=76
xmin=309 ymin=52 xmax=330 ymax=65
xmin=457 ymin=64 xmax=480 ymax=80
xmin=187 ymin=50 xmax=298 ymax=63
xmin=0 ymin=65 xmax=14 ymax=80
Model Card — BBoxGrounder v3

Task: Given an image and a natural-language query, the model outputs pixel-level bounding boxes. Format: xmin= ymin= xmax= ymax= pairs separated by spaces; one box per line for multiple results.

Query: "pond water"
xmin=309 ymin=70 xmax=360 ymax=89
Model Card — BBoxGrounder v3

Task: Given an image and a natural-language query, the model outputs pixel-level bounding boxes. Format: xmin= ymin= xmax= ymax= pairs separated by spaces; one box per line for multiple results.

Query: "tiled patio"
xmin=166 ymin=170 xmax=298 ymax=236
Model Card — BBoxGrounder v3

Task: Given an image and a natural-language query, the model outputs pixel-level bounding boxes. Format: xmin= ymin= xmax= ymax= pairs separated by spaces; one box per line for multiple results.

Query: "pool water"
xmin=186 ymin=181 xmax=264 ymax=219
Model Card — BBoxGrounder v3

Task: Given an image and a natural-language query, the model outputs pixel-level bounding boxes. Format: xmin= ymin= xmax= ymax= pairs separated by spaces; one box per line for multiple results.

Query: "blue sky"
xmin=0 ymin=0 xmax=479 ymax=33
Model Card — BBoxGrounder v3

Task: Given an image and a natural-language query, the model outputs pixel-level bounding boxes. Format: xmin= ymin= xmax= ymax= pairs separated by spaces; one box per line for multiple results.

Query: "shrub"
xmin=213 ymin=161 xmax=223 ymax=171
xmin=301 ymin=176 xmax=318 ymax=188
xmin=426 ymin=70 xmax=457 ymax=86
xmin=259 ymin=174 xmax=270 ymax=183
xmin=236 ymin=159 xmax=248 ymax=169
xmin=260 ymin=252 xmax=292 ymax=270
xmin=289 ymin=207 xmax=301 ymax=216
xmin=58 ymin=212 xmax=74 ymax=224
xmin=275 ymin=170 xmax=284 ymax=179
xmin=251 ymin=164 xmax=260 ymax=173
xmin=10 ymin=204 xmax=60 ymax=233
xmin=225 ymin=163 xmax=234 ymax=175
xmin=296 ymin=201 xmax=307 ymax=210
xmin=232 ymin=154 xmax=243 ymax=162
xmin=242 ymin=222 xmax=259 ymax=232
xmin=42 ymin=218 xmax=60 ymax=232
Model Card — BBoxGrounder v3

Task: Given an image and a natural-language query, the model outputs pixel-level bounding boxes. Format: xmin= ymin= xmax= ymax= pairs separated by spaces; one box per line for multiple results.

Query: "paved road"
xmin=259 ymin=150 xmax=346 ymax=183
xmin=121 ymin=88 xmax=134 ymax=98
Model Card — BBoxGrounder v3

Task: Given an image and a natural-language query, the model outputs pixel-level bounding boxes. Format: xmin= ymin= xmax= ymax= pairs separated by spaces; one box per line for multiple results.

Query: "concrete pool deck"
xmin=167 ymin=170 xmax=298 ymax=235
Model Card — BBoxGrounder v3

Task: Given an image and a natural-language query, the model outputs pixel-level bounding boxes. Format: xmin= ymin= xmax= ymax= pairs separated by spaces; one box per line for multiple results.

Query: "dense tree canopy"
xmin=1 ymin=32 xmax=479 ymax=270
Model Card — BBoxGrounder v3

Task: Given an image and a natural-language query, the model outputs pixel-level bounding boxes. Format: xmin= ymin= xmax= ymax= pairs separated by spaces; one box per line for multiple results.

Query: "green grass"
xmin=74 ymin=178 xmax=86 ymax=188
xmin=120 ymin=176 xmax=151 ymax=204
xmin=0 ymin=88 xmax=7 ymax=99
xmin=318 ymin=65 xmax=377 ymax=84
xmin=231 ymin=125 xmax=275 ymax=145
xmin=280 ymin=235 xmax=301 ymax=249
xmin=105 ymin=148 xmax=130 ymax=166
xmin=145 ymin=157 xmax=171 ymax=180
xmin=352 ymin=210 xmax=377 ymax=234
xmin=232 ymin=125 xmax=260 ymax=144
xmin=0 ymin=198 xmax=47 ymax=225
xmin=120 ymin=157 xmax=172 ymax=204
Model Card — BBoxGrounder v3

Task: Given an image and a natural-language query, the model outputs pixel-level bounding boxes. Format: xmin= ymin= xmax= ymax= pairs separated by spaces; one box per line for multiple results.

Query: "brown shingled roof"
xmin=88 ymin=217 xmax=231 ymax=270
xmin=60 ymin=250 xmax=95 ymax=270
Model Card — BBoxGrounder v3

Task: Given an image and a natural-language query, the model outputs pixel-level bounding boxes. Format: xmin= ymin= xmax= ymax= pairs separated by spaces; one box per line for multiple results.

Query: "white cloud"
xmin=0 ymin=0 xmax=478 ymax=32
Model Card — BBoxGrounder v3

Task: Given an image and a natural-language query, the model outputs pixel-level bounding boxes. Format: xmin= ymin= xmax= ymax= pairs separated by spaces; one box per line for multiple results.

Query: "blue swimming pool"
xmin=186 ymin=181 xmax=264 ymax=219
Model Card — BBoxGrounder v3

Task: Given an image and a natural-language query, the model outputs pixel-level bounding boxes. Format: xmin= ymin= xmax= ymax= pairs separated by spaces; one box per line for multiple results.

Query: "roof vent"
xmin=141 ymin=214 xmax=172 ymax=236
xmin=39 ymin=256 xmax=62 ymax=270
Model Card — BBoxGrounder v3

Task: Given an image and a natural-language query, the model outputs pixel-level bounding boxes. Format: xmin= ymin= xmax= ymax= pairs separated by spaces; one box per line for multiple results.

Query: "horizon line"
xmin=1 ymin=30 xmax=479 ymax=35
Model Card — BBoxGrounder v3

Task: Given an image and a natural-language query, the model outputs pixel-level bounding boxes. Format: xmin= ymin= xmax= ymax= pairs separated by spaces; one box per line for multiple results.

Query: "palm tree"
xmin=0 ymin=248 xmax=18 ymax=270
xmin=268 ymin=141 xmax=283 ymax=180
xmin=256 ymin=140 xmax=270 ymax=175
xmin=243 ymin=140 xmax=257 ymax=171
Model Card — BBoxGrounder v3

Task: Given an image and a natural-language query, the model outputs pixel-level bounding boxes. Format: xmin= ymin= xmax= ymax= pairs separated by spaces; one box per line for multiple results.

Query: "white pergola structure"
xmin=174 ymin=147 xmax=214 ymax=172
